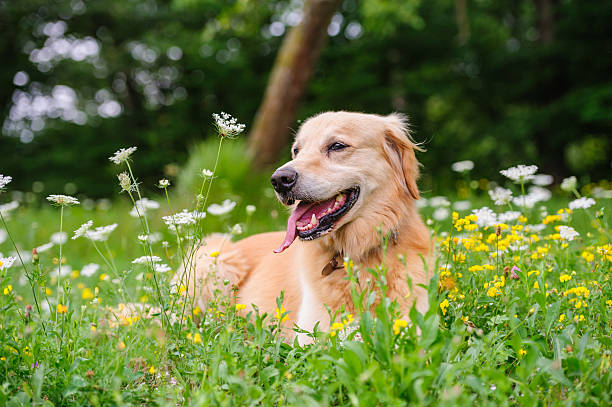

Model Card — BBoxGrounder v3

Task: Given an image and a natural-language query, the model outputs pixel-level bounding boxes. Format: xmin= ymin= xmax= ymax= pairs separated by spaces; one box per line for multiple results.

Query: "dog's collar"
xmin=321 ymin=228 xmax=399 ymax=276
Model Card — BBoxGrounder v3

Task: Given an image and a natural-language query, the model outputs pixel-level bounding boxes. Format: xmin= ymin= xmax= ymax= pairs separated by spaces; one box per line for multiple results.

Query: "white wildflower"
xmin=471 ymin=207 xmax=497 ymax=227
xmin=568 ymin=197 xmax=596 ymax=210
xmin=560 ymin=176 xmax=577 ymax=192
xmin=207 ymin=199 xmax=236 ymax=216
xmin=500 ymin=165 xmax=538 ymax=183
xmin=72 ymin=220 xmax=93 ymax=240
xmin=118 ymin=172 xmax=133 ymax=192
xmin=212 ymin=112 xmax=245 ymax=138
xmin=109 ymin=147 xmax=137 ymax=164
xmin=0 ymin=201 xmax=19 ymax=216
xmin=138 ymin=234 xmax=148 ymax=242
xmin=513 ymin=186 xmax=551 ymax=208
xmin=129 ymin=198 xmax=160 ymax=217
xmin=50 ymin=232 xmax=68 ymax=245
xmin=532 ymin=174 xmax=554 ymax=186
xmin=162 ymin=209 xmax=206 ymax=228
xmin=452 ymin=200 xmax=472 ymax=211
xmin=0 ymin=174 xmax=12 ymax=190
xmin=498 ymin=211 xmax=521 ymax=223
xmin=432 ymin=207 xmax=450 ymax=221
xmin=35 ymin=242 xmax=54 ymax=253
xmin=47 ymin=194 xmax=80 ymax=206
xmin=451 ymin=160 xmax=474 ymax=173
xmin=201 ymin=169 xmax=214 ymax=178
xmin=158 ymin=179 xmax=170 ymax=188
xmin=162 ymin=241 xmax=169 ymax=248
xmin=429 ymin=196 xmax=451 ymax=208
xmin=0 ymin=256 xmax=17 ymax=270
xmin=81 ymin=263 xmax=100 ymax=277
xmin=0 ymin=229 xmax=6 ymax=245
xmin=246 ymin=205 xmax=256 ymax=215
xmin=87 ymin=224 xmax=118 ymax=241
xmin=153 ymin=263 xmax=171 ymax=273
xmin=132 ymin=255 xmax=162 ymax=265
xmin=591 ymin=187 xmax=612 ymax=199
xmin=558 ymin=226 xmax=579 ymax=241
xmin=526 ymin=224 xmax=546 ymax=233
xmin=231 ymin=224 xmax=243 ymax=235
xmin=488 ymin=187 xmax=513 ymax=206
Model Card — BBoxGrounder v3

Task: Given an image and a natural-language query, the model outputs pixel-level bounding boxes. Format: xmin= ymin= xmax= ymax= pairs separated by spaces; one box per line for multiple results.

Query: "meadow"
xmin=0 ymin=119 xmax=611 ymax=406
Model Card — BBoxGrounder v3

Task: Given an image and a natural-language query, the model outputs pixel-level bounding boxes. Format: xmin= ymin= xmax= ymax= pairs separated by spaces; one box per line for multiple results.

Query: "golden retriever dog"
xmin=181 ymin=111 xmax=431 ymax=343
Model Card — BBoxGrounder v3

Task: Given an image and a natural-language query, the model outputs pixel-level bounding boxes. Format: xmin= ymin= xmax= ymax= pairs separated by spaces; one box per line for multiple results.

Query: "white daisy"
xmin=109 ymin=147 xmax=137 ymax=164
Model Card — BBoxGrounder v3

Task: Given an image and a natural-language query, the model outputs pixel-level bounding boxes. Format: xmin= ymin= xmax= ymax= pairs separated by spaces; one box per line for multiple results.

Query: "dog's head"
xmin=272 ymin=111 xmax=422 ymax=255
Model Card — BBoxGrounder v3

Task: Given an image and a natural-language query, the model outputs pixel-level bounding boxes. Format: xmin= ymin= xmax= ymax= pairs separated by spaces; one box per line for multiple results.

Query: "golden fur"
xmin=178 ymin=111 xmax=431 ymax=342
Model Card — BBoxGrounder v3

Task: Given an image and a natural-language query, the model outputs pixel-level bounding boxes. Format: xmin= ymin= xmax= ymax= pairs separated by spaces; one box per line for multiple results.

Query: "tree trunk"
xmin=248 ymin=0 xmax=342 ymax=169
xmin=535 ymin=0 xmax=556 ymax=43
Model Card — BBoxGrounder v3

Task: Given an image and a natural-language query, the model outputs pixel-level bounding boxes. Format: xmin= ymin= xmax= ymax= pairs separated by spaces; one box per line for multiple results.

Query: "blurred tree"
xmin=248 ymin=0 xmax=343 ymax=168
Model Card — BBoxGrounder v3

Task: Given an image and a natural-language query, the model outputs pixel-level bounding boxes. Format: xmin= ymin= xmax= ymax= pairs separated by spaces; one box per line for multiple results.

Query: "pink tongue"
xmin=274 ymin=202 xmax=315 ymax=253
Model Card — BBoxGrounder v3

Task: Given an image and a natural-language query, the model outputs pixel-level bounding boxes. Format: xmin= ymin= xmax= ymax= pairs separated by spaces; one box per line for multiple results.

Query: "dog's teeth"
xmin=311 ymin=214 xmax=318 ymax=225
xmin=336 ymin=194 xmax=344 ymax=202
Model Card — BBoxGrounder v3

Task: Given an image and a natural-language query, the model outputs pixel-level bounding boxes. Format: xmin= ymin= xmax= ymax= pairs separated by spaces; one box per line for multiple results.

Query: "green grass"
xmin=0 ymin=141 xmax=611 ymax=406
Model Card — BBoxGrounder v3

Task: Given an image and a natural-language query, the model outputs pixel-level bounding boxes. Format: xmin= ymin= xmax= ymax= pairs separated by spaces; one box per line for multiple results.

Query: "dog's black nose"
xmin=271 ymin=167 xmax=298 ymax=193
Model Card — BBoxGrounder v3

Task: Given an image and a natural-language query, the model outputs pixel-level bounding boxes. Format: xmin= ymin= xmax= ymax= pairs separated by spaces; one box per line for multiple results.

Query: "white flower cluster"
xmin=498 ymin=211 xmax=521 ymax=222
xmin=162 ymin=209 xmax=206 ymax=229
xmin=109 ymin=147 xmax=137 ymax=164
xmin=451 ymin=160 xmax=474 ymax=173
xmin=207 ymin=199 xmax=236 ymax=216
xmin=471 ymin=207 xmax=498 ymax=227
xmin=47 ymin=194 xmax=80 ymax=206
xmin=568 ymin=197 xmax=595 ymax=210
xmin=0 ymin=174 xmax=12 ymax=190
xmin=558 ymin=225 xmax=579 ymax=241
xmin=0 ymin=201 xmax=19 ymax=217
xmin=72 ymin=220 xmax=117 ymax=241
xmin=500 ymin=165 xmax=538 ymax=183
xmin=532 ymin=174 xmax=554 ymax=186
xmin=132 ymin=255 xmax=162 ymax=265
xmin=488 ymin=187 xmax=513 ymax=206
xmin=512 ymin=186 xmax=551 ymax=208
xmin=560 ymin=176 xmax=577 ymax=192
xmin=0 ymin=256 xmax=17 ymax=270
xmin=158 ymin=179 xmax=170 ymax=188
xmin=212 ymin=112 xmax=245 ymax=138
xmin=130 ymin=198 xmax=160 ymax=217
xmin=81 ymin=263 xmax=100 ymax=277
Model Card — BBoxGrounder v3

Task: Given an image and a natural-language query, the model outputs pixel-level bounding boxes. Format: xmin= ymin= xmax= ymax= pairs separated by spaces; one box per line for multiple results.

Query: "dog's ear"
xmin=382 ymin=113 xmax=422 ymax=200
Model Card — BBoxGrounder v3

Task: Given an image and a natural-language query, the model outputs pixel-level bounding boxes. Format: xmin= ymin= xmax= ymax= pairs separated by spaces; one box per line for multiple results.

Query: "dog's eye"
xmin=292 ymin=147 xmax=299 ymax=156
xmin=328 ymin=142 xmax=348 ymax=152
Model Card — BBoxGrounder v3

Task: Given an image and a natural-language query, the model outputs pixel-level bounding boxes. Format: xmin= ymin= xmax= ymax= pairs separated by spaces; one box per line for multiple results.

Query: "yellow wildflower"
xmin=518 ymin=348 xmax=527 ymax=357
xmin=275 ymin=306 xmax=289 ymax=323
xmin=209 ymin=251 xmax=220 ymax=258
xmin=558 ymin=314 xmax=565 ymax=322
xmin=235 ymin=303 xmax=246 ymax=311
xmin=82 ymin=288 xmax=94 ymax=300
xmin=149 ymin=366 xmax=155 ymax=374
xmin=468 ymin=265 xmax=484 ymax=272
xmin=440 ymin=299 xmax=450 ymax=315
xmin=57 ymin=304 xmax=67 ymax=314
xmin=193 ymin=333 xmax=202 ymax=344
xmin=393 ymin=319 xmax=408 ymax=335
xmin=3 ymin=285 xmax=12 ymax=295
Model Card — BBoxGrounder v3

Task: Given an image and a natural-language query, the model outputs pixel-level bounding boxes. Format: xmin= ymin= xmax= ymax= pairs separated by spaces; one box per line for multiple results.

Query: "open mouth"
xmin=274 ymin=186 xmax=360 ymax=253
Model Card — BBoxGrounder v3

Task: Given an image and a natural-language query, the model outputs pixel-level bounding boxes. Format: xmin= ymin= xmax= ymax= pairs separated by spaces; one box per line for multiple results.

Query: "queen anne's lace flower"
xmin=532 ymin=174 xmax=554 ymax=186
xmin=560 ymin=176 xmax=577 ymax=192
xmin=162 ymin=209 xmax=206 ymax=228
xmin=513 ymin=186 xmax=551 ymax=208
xmin=498 ymin=211 xmax=521 ymax=223
xmin=558 ymin=226 xmax=579 ymax=241
xmin=87 ymin=224 xmax=118 ymax=241
xmin=109 ymin=147 xmax=137 ymax=164
xmin=132 ymin=255 xmax=162 ymax=265
xmin=153 ymin=263 xmax=171 ymax=273
xmin=81 ymin=263 xmax=100 ymax=277
xmin=472 ymin=207 xmax=497 ymax=227
xmin=451 ymin=160 xmax=474 ymax=172
xmin=500 ymin=165 xmax=538 ymax=183
xmin=0 ymin=174 xmax=12 ymax=190
xmin=488 ymin=187 xmax=513 ymax=206
xmin=47 ymin=194 xmax=80 ymax=206
xmin=0 ymin=201 xmax=19 ymax=216
xmin=212 ymin=112 xmax=245 ymax=138
xmin=130 ymin=198 xmax=160 ymax=217
xmin=207 ymin=199 xmax=237 ymax=216
xmin=73 ymin=220 xmax=93 ymax=240
xmin=569 ymin=197 xmax=595 ymax=210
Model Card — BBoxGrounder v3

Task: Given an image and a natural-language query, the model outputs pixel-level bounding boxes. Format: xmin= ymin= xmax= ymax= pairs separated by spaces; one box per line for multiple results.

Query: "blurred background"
xmin=1 ymin=0 xmax=611 ymax=201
